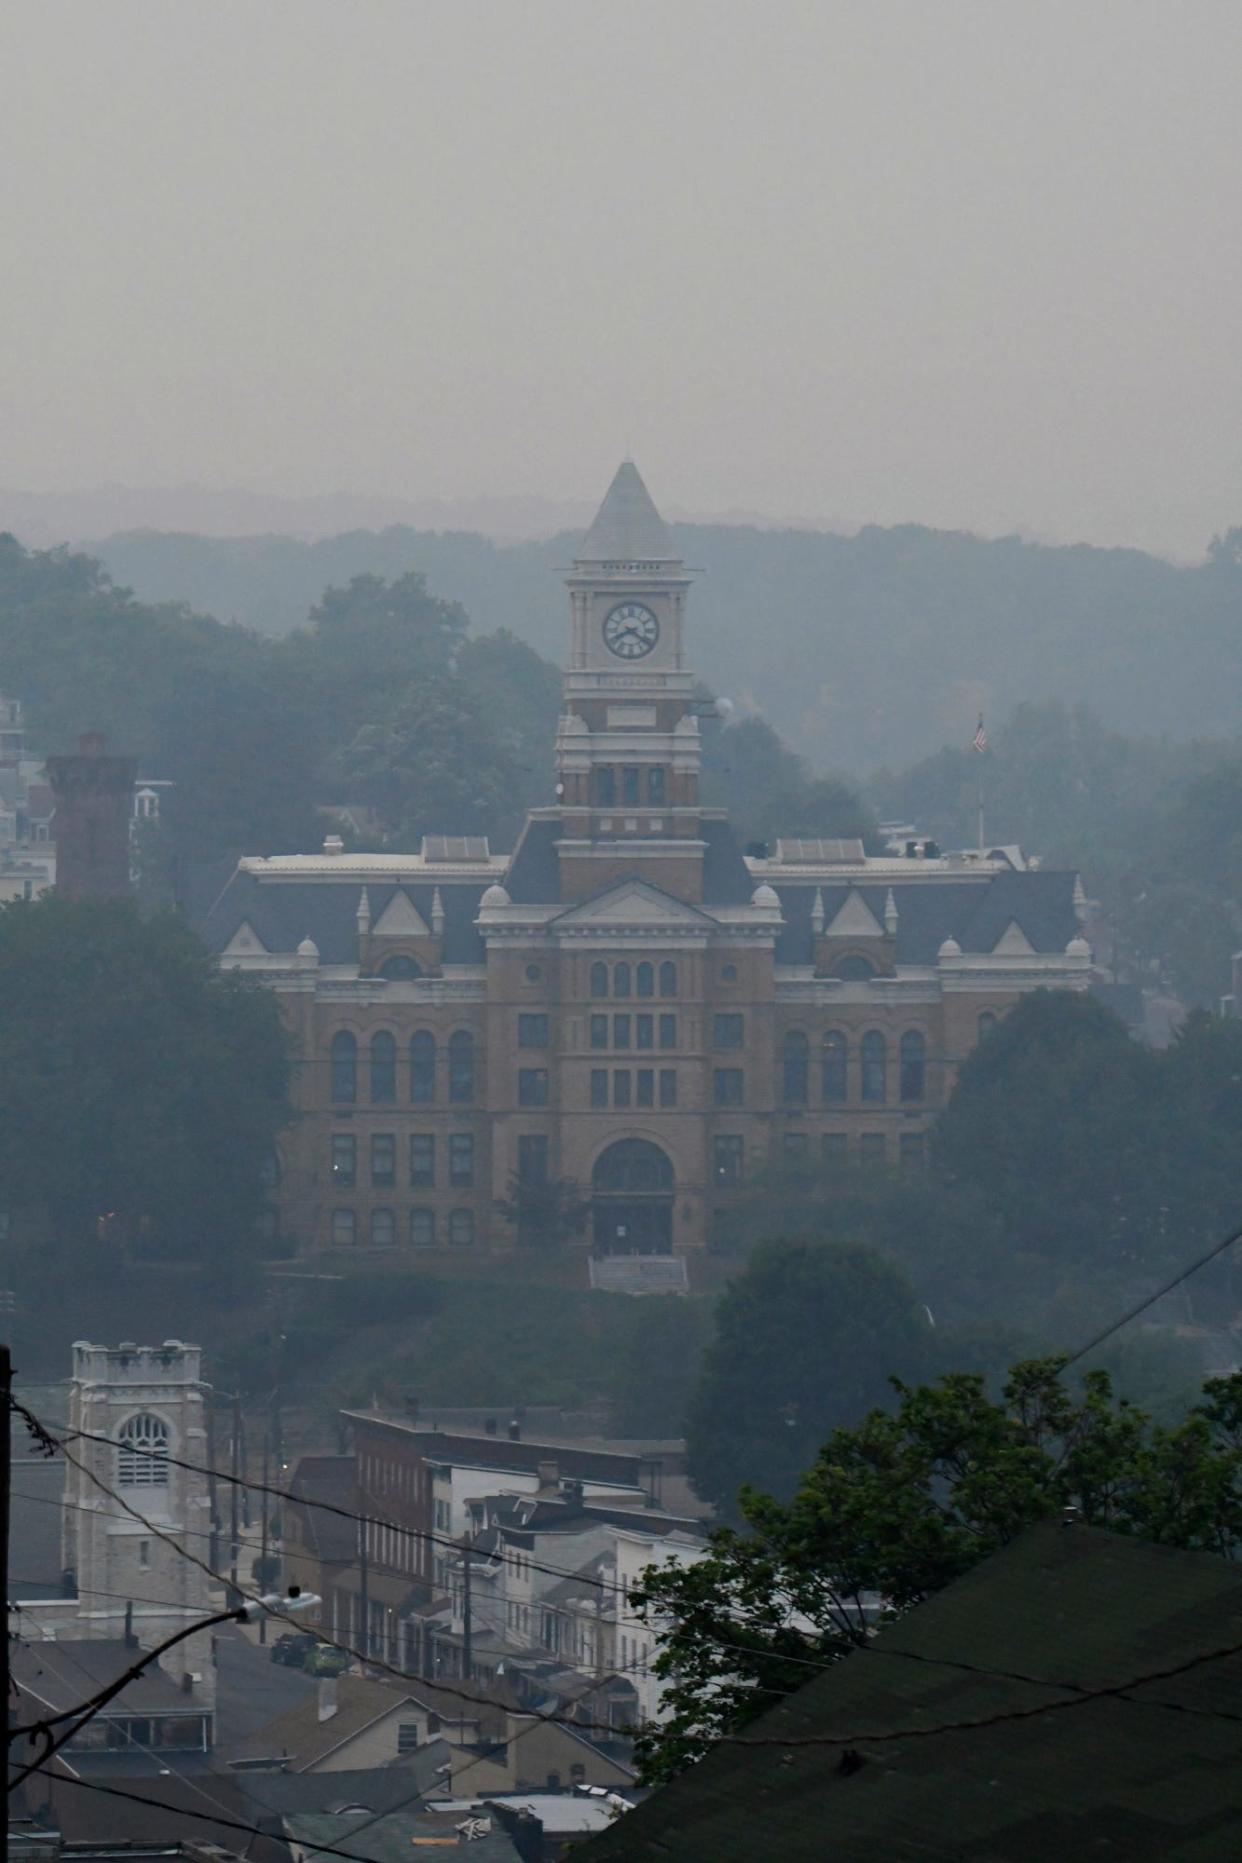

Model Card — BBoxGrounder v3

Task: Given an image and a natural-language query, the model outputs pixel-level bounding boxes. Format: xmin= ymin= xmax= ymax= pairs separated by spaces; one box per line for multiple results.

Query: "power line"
xmin=20 ymin=1768 xmax=427 ymax=1863
xmin=1061 ymin=1218 xmax=1242 ymax=1371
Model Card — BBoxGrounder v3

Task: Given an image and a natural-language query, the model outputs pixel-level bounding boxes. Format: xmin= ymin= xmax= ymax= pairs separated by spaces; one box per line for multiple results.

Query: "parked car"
xmin=303 ymin=1642 xmax=349 ymax=1677
xmin=269 ymin=1632 xmax=317 ymax=1668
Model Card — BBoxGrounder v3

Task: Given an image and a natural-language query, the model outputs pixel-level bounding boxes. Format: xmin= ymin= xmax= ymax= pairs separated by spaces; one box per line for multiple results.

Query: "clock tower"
xmin=554 ymin=463 xmax=708 ymax=899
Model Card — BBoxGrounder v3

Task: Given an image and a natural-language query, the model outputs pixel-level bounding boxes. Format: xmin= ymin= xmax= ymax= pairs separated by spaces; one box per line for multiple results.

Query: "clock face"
xmin=603 ymin=601 xmax=660 ymax=659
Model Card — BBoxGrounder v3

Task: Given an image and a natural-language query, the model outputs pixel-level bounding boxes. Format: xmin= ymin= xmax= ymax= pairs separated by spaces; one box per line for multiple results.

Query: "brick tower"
xmin=47 ymin=732 xmax=136 ymax=897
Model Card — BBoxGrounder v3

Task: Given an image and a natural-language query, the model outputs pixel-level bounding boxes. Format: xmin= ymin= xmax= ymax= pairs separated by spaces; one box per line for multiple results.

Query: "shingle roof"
xmin=29 ymin=1770 xmax=290 ymax=1863
xmin=287 ymin=1809 xmax=522 ymax=1863
xmin=12 ymin=1639 xmax=197 ymax=1718
xmin=576 ymin=462 xmax=679 ymax=564
xmin=580 ymin=1519 xmax=1242 ymax=1861
xmin=773 ymin=869 xmax=1080 ymax=964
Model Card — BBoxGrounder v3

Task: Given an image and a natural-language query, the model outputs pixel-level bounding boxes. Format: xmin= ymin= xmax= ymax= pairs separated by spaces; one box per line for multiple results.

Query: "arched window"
xmin=636 ymin=961 xmax=654 ymax=998
xmin=379 ymin=954 xmax=422 ymax=981
xmin=834 ymin=954 xmax=876 ymax=982
xmin=449 ymin=1208 xmax=475 ymax=1247
xmin=613 ymin=962 xmax=631 ymax=999
xmin=822 ymin=1031 xmax=848 ymax=1103
xmin=900 ymin=1030 xmax=926 ymax=1102
xmin=330 ymin=1031 xmax=357 ymax=1104
xmin=371 ymin=1208 xmax=395 ymax=1249
xmin=592 ymin=1139 xmax=675 ymax=1194
xmin=861 ymin=1031 xmax=887 ymax=1103
xmin=410 ymin=1030 xmax=436 ymax=1104
xmin=449 ymin=1030 xmax=475 ymax=1103
xmin=370 ymin=1031 xmax=396 ymax=1104
xmin=590 ymin=961 xmax=608 ymax=999
xmin=782 ymin=1031 xmax=809 ymax=1106
xmin=978 ymin=1010 xmax=998 ymax=1040
xmin=659 ymin=961 xmax=677 ymax=998
xmin=117 ymin=1414 xmax=169 ymax=1488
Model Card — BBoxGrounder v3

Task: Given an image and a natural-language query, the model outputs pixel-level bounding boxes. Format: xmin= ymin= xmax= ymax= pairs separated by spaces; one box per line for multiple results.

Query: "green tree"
xmin=686 ymin=1240 xmax=928 ymax=1514
xmin=0 ymin=896 xmax=290 ymax=1260
xmin=634 ymin=1357 xmax=1242 ymax=1780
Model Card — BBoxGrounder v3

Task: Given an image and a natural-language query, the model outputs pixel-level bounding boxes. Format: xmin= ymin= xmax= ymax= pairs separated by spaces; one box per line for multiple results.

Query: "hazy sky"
xmin=3 ymin=0 xmax=1240 ymax=556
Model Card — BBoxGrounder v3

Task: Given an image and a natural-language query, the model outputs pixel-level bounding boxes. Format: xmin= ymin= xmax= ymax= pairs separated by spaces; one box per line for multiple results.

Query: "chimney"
xmin=536 ymin=1459 xmax=559 ymax=1493
xmin=317 ymin=1676 xmax=339 ymax=1722
xmin=508 ymin=1419 xmax=521 ymax=1442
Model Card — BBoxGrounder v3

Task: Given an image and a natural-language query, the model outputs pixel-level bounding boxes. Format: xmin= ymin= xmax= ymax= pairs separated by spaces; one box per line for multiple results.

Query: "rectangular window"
xmin=409 ymin=1133 xmax=435 ymax=1188
xmin=713 ymin=1068 xmax=744 ymax=1107
xmin=331 ymin=1134 xmax=356 ymax=1189
xmin=636 ymin=1013 xmax=653 ymax=1050
xmin=622 ymin=767 xmax=640 ymax=805
xmin=371 ymin=1133 xmax=396 ymax=1187
xmin=613 ymin=1014 xmax=631 ymax=1049
xmin=590 ymin=1014 xmax=608 ymax=1050
xmin=648 ymin=766 xmax=666 ymax=806
xmin=449 ymin=1133 xmax=475 ymax=1187
xmin=397 ymin=1722 xmax=420 ymax=1755
xmin=518 ymin=1013 xmax=549 ymax=1049
xmin=371 ymin=1208 xmax=395 ymax=1248
xmin=859 ymin=1132 xmax=887 ymax=1168
xmin=518 ymin=1067 xmax=549 ymax=1107
xmin=636 ymin=1069 xmax=654 ymax=1108
xmin=590 ymin=1068 xmax=608 ymax=1108
xmin=596 ymin=767 xmax=616 ymax=807
xmin=138 ymin=1539 xmax=151 ymax=1570
xmin=783 ymin=1132 xmax=808 ymax=1159
xmin=518 ymin=1134 xmax=549 ymax=1186
xmin=331 ymin=1208 xmax=356 ymax=1248
xmin=713 ymin=1013 xmax=744 ymax=1049
xmin=900 ymin=1131 xmax=927 ymax=1170
xmin=821 ymin=1131 xmax=848 ymax=1170
xmin=659 ymin=1068 xmax=677 ymax=1108
xmin=409 ymin=1207 xmax=435 ymax=1247
xmin=658 ymin=1014 xmax=677 ymax=1050
xmin=613 ymin=1070 xmax=632 ymax=1108
xmin=714 ymin=1135 xmax=744 ymax=1186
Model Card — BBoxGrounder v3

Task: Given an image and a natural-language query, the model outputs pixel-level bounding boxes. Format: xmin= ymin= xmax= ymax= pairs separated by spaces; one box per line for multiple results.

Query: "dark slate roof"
xmin=235 ymin=1750 xmax=453 ymax=1818
xmin=772 ymin=868 xmax=1081 ymax=964
xmin=199 ymin=873 xmax=488 ymax=964
xmin=700 ymin=816 xmax=757 ymax=906
xmin=287 ymin=1455 xmax=359 ymax=1566
xmin=581 ymin=1519 xmax=1242 ymax=1862
xmin=287 ymin=1810 xmax=522 ymax=1863
xmin=504 ymin=815 xmax=562 ymax=904
xmin=576 ymin=461 xmax=679 ymax=564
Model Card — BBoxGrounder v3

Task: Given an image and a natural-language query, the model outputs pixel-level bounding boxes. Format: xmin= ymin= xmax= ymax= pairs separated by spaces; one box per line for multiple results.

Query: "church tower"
xmin=554 ymin=463 xmax=707 ymax=901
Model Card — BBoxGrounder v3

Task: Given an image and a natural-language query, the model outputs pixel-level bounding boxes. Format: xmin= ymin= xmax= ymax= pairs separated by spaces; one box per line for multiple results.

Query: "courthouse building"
xmin=205 ymin=464 xmax=1091 ymax=1259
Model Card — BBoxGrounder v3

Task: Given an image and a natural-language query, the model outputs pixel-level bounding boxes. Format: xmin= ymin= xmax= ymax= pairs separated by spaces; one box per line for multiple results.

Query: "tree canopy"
xmin=686 ymin=1240 xmax=928 ymax=1513
xmin=634 ymin=1357 xmax=1242 ymax=1781
xmin=0 ymin=894 xmax=290 ymax=1260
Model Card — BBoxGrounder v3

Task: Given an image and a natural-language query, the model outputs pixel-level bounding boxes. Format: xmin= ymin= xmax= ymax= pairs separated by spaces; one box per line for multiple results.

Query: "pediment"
xmin=222 ymin=920 xmax=266 ymax=956
xmin=823 ymin=890 xmax=884 ymax=940
xmin=991 ymin=918 xmax=1036 ymax=956
xmin=372 ymin=890 xmax=431 ymax=938
xmin=553 ymin=878 xmax=716 ymax=929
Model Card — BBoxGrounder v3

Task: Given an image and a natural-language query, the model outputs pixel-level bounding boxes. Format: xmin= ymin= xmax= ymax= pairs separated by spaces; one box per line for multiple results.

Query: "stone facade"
xmin=205 ymin=463 xmax=1092 ymax=1261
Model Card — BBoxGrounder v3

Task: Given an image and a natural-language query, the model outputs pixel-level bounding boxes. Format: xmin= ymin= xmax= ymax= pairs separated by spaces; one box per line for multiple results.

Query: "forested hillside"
xmin=93 ymin=519 xmax=1242 ymax=772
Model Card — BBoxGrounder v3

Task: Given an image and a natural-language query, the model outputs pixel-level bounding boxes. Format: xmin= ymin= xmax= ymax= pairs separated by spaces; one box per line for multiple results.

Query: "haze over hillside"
xmin=91 ymin=517 xmax=1242 ymax=775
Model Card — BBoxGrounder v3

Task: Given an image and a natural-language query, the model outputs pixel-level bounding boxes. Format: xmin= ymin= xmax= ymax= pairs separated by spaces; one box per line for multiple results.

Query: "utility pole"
xmin=257 ymin=1410 xmax=271 ymax=1647
xmin=358 ymin=1515 xmax=370 ymax=1664
xmin=460 ymin=1533 xmax=473 ymax=1683
xmin=229 ymin=1392 xmax=241 ymax=1604
xmin=2 ymin=1343 xmax=11 ymax=1863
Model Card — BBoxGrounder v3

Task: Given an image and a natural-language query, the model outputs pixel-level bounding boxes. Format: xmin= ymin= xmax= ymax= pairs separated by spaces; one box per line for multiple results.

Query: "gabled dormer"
xmin=357 ymin=885 xmax=445 ymax=979
xmin=812 ymin=886 xmax=898 ymax=980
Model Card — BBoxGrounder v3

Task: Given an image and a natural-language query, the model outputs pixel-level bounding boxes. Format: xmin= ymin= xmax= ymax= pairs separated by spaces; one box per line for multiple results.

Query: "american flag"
xmin=972 ymin=716 xmax=988 ymax=753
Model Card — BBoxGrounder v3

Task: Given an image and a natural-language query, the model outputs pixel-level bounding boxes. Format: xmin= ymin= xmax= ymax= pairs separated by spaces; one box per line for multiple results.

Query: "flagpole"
xmin=977 ymin=761 xmax=984 ymax=855
xmin=972 ymin=714 xmax=987 ymax=854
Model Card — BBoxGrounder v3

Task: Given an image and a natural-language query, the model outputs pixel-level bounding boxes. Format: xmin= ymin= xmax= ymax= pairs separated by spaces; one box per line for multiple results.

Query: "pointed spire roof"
xmin=577 ymin=461 xmax=680 ymax=563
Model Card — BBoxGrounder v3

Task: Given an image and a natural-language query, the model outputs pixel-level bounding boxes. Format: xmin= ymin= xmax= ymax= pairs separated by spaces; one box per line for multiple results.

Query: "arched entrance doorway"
xmin=592 ymin=1139 xmax=674 ymax=1256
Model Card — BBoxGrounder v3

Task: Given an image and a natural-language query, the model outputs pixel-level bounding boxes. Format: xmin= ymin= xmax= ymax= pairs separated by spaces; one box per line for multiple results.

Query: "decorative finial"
xmin=884 ymin=888 xmax=898 ymax=936
xmin=356 ymin=886 xmax=371 ymax=932
xmin=431 ymin=887 xmax=446 ymax=936
xmin=811 ymin=887 xmax=825 ymax=934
